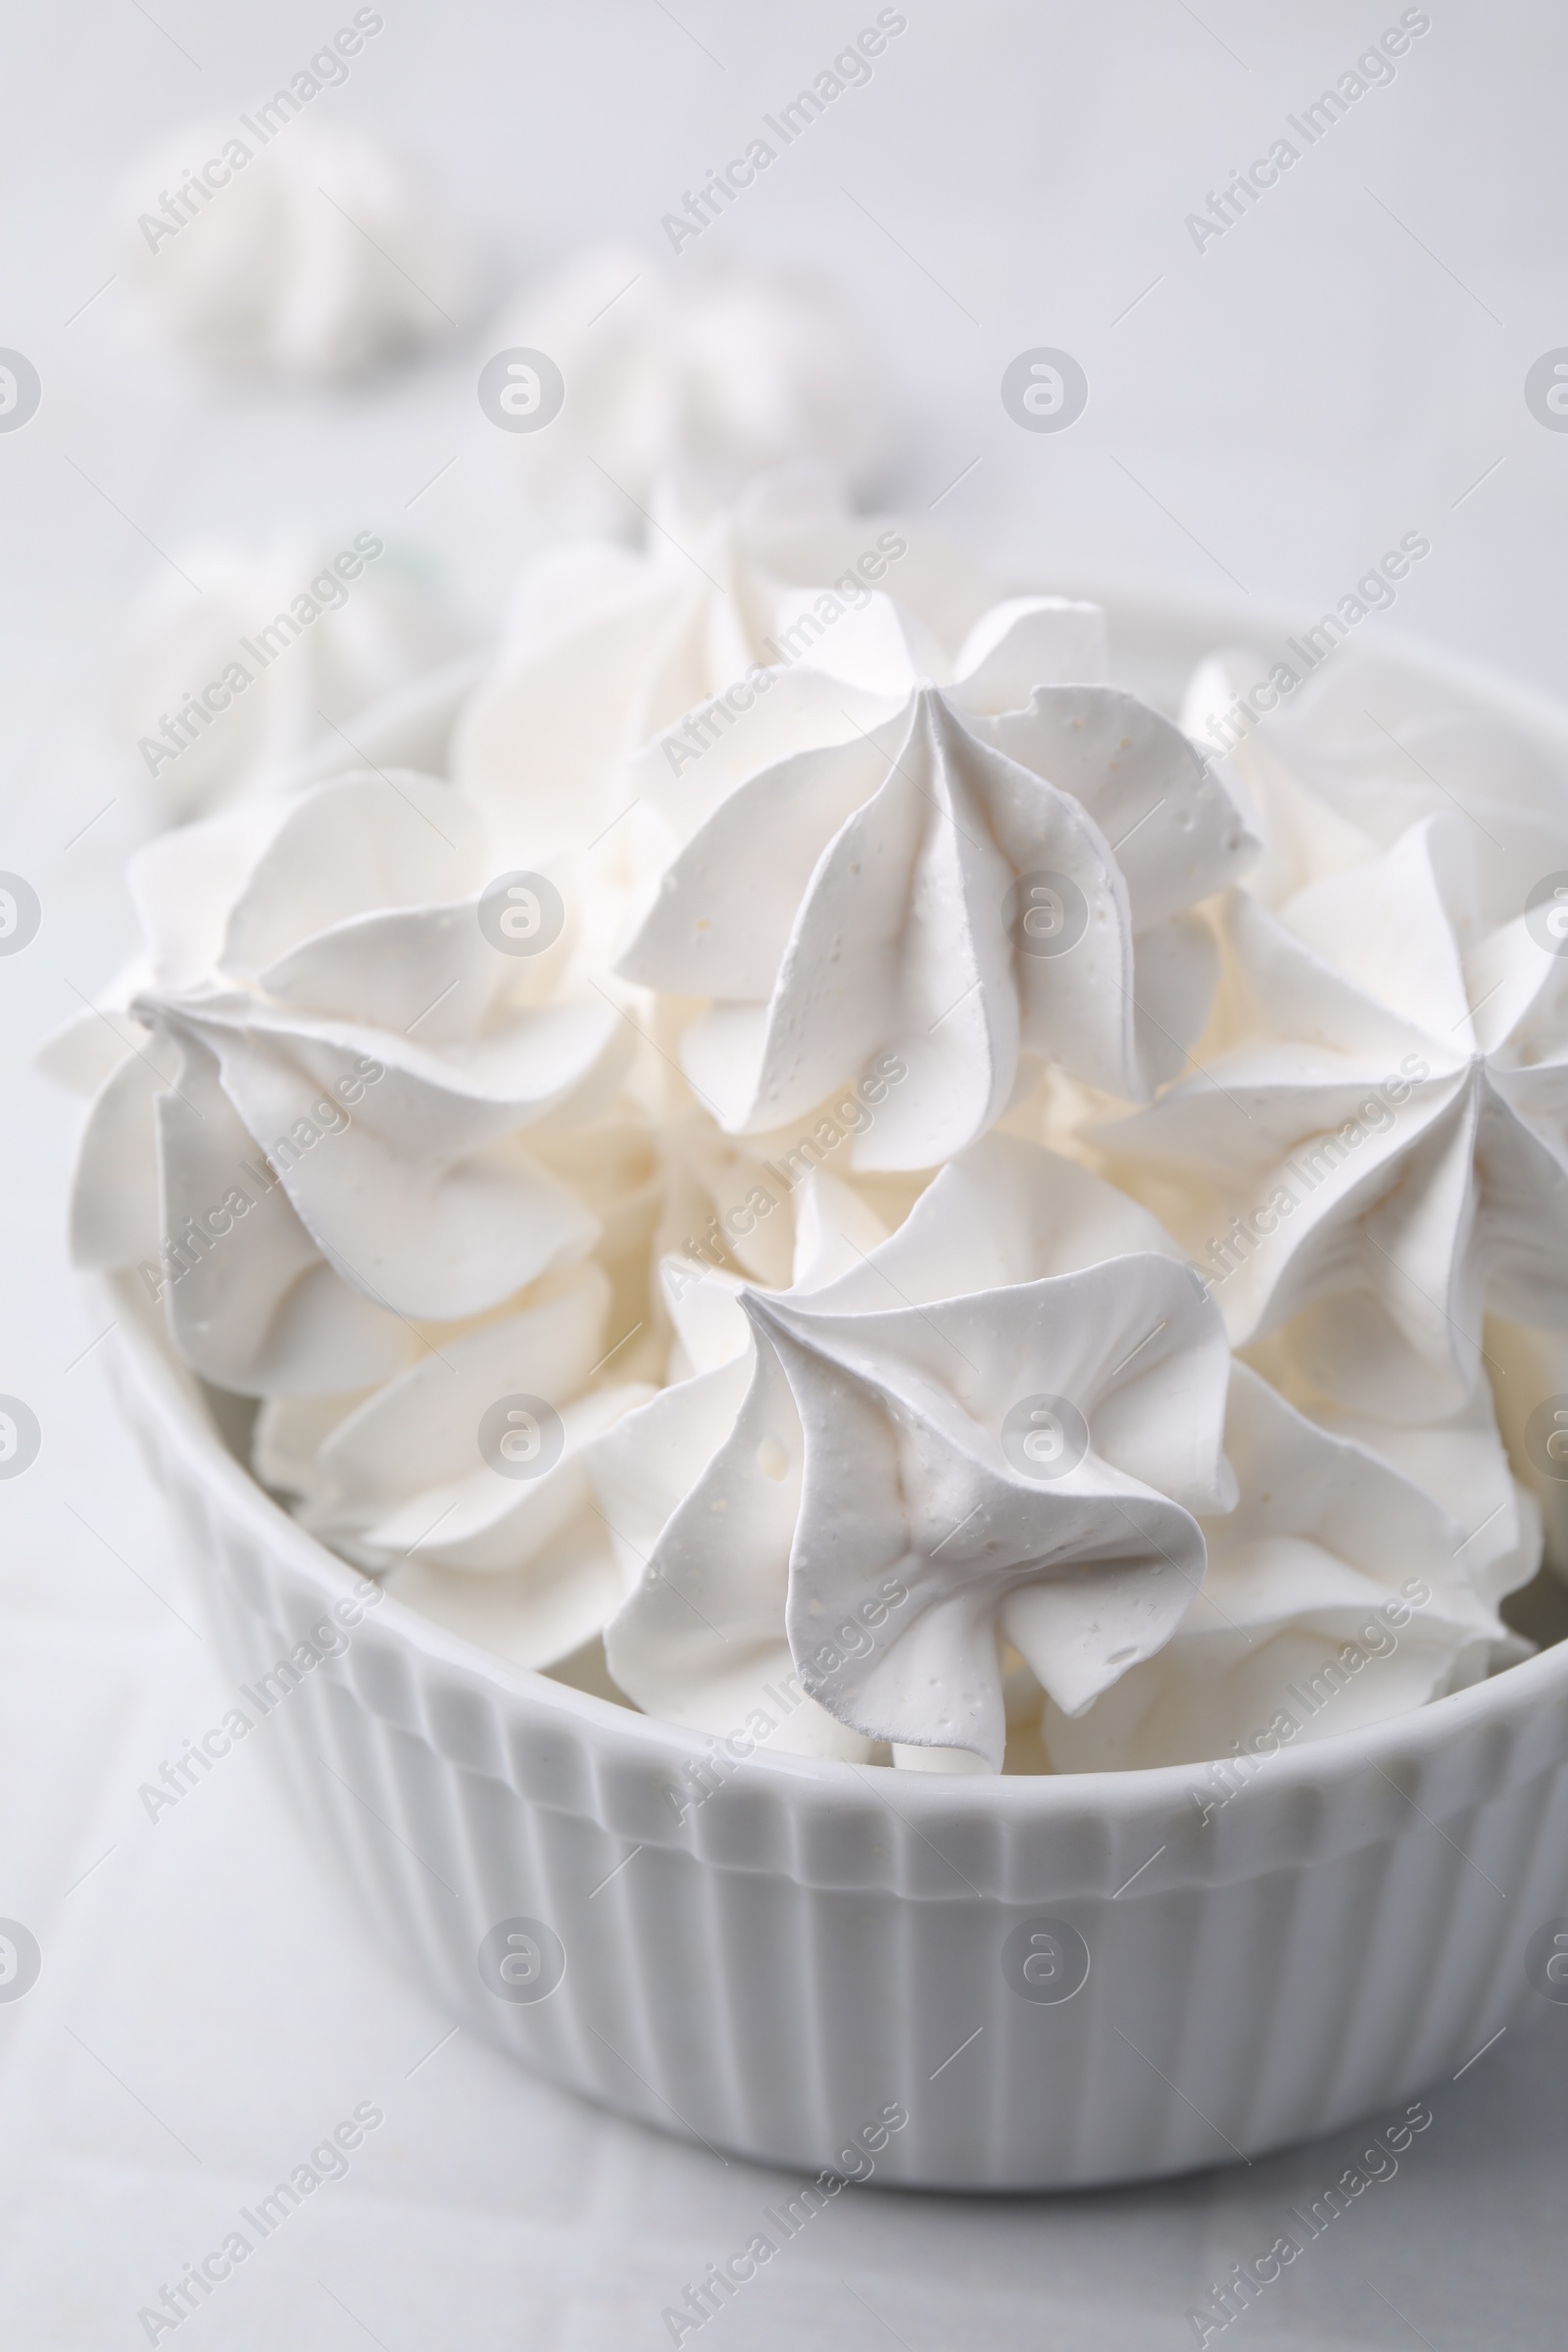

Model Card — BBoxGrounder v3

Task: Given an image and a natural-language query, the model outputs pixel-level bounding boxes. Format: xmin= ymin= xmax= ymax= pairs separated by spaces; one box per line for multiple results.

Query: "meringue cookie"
xmin=55 ymin=772 xmax=626 ymax=1393
xmin=488 ymin=245 xmax=886 ymax=536
xmin=64 ymin=459 xmax=1568 ymax=1770
xmin=1246 ymin=1320 xmax=1543 ymax=1613
xmin=619 ymin=602 xmax=1257 ymax=1161
xmin=112 ymin=535 xmax=473 ymax=821
xmin=455 ymin=473 xmax=999 ymax=1042
xmin=120 ymin=120 xmax=473 ymax=380
xmin=587 ymin=1168 xmax=899 ymax=1758
xmin=1044 ymin=1361 xmax=1536 ymax=1772
xmin=755 ymin=1250 xmax=1229 ymax=1771
xmin=1102 ymin=808 xmax=1568 ymax=1421
xmin=1184 ymin=641 xmax=1568 ymax=908
xmin=654 ymin=1152 xmax=913 ymax=1380
xmin=596 ymin=1139 xmax=1235 ymax=1768
xmin=454 ymin=467 xmax=994 ymax=862
xmin=256 ymin=1263 xmax=654 ymax=1670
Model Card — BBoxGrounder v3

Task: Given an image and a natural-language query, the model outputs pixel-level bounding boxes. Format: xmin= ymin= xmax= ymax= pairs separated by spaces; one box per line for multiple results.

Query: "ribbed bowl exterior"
xmin=109 ymin=1286 xmax=1568 ymax=2189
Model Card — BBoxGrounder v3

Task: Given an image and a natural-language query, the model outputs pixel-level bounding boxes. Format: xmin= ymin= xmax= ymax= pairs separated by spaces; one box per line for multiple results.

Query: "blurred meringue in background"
xmin=117 ymin=116 xmax=475 ymax=381
xmin=110 ymin=532 xmax=475 ymax=821
xmin=486 ymin=242 xmax=891 ymax=537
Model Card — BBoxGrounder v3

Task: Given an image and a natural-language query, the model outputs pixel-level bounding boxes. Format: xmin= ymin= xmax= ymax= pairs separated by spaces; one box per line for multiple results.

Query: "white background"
xmin=3 ymin=3 xmax=1567 ymax=2345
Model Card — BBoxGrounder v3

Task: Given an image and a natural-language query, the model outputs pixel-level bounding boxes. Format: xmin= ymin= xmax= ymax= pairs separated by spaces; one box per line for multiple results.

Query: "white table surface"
xmin=3 ymin=5 xmax=1567 ymax=2344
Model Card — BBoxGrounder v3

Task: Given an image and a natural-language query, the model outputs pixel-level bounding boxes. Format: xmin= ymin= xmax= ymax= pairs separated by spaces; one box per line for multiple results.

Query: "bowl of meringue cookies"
xmin=51 ymin=452 xmax=1568 ymax=2189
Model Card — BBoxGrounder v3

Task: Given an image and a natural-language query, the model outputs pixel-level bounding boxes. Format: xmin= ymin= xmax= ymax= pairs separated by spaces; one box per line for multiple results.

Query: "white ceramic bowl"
xmin=101 ymin=595 xmax=1568 ymax=2191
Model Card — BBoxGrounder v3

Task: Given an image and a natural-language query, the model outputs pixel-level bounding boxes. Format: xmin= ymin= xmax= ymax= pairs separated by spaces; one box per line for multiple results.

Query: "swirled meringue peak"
xmin=619 ymin=607 xmax=1257 ymax=1160
xmin=58 ymin=466 xmax=1568 ymax=1770
xmin=120 ymin=121 xmax=473 ymax=381
xmin=454 ymin=467 xmax=993 ymax=858
xmin=1185 ymin=640 xmax=1568 ymax=909
xmin=1102 ymin=807 xmax=1568 ymax=1421
xmin=56 ymin=771 xmax=626 ymax=1394
xmin=112 ymin=533 xmax=472 ymax=822
xmin=596 ymin=1139 xmax=1236 ymax=1769
xmin=255 ymin=1263 xmax=655 ymax=1669
xmin=1046 ymin=1361 xmax=1536 ymax=1772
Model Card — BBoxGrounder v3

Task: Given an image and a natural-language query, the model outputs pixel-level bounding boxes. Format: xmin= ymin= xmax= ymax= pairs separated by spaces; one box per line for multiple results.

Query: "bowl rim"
xmin=101 ymin=582 xmax=1568 ymax=1832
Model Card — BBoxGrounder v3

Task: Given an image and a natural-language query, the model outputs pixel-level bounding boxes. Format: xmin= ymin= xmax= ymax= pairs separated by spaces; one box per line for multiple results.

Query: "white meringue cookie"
xmin=62 ymin=461 xmax=1568 ymax=1769
xmin=755 ymin=1249 xmax=1229 ymax=1770
xmin=655 ymin=1155 xmax=903 ymax=1377
xmin=1102 ymin=808 xmax=1568 ymax=1421
xmin=1045 ymin=1361 xmax=1536 ymax=1772
xmin=454 ymin=475 xmax=1000 ymax=1055
xmin=586 ymin=1167 xmax=897 ymax=1757
xmin=256 ymin=1263 xmax=653 ymax=1670
xmin=60 ymin=772 xmax=627 ymax=1394
xmin=120 ymin=120 xmax=473 ymax=380
xmin=1245 ymin=1326 xmax=1544 ymax=1614
xmin=1185 ymin=641 xmax=1568 ymax=908
xmin=631 ymin=587 xmax=1114 ymax=851
xmin=454 ymin=468 xmax=994 ymax=859
xmin=645 ymin=1102 xmax=915 ymax=1303
xmin=619 ymin=601 xmax=1256 ymax=1159
xmin=596 ymin=1139 xmax=1235 ymax=1769
xmin=112 ymin=535 xmax=473 ymax=821
xmin=488 ymin=245 xmax=886 ymax=536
